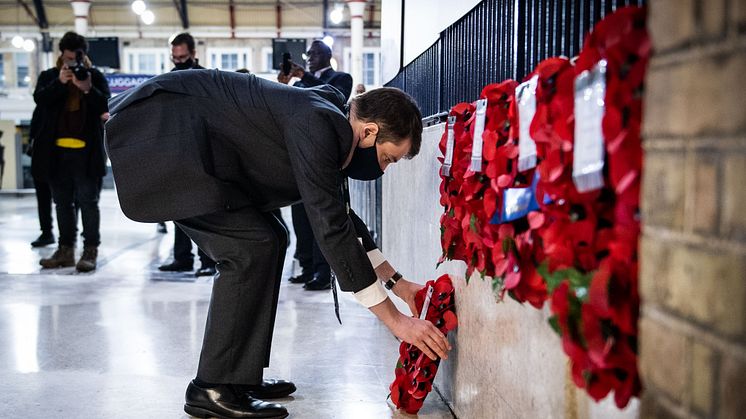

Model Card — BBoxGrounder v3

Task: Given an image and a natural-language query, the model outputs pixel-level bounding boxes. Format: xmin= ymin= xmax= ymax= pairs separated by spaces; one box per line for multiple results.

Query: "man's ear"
xmin=364 ymin=122 xmax=379 ymax=138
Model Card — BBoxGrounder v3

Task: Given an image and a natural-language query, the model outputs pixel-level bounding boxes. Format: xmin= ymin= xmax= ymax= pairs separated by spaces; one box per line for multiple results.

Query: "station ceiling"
xmin=0 ymin=1 xmax=381 ymax=32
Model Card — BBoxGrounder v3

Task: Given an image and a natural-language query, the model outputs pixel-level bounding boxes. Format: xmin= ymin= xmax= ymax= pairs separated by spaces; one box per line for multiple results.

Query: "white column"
xmin=346 ymin=0 xmax=367 ymax=87
xmin=69 ymin=1 xmax=91 ymax=35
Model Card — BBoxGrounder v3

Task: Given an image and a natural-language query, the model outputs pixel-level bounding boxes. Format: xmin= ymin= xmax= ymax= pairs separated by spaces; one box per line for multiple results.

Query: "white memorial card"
xmin=470 ymin=99 xmax=488 ymax=172
xmin=517 ymin=75 xmax=539 ymax=172
xmin=441 ymin=116 xmax=457 ymax=177
xmin=572 ymin=60 xmax=607 ymax=193
xmin=419 ymin=286 xmax=434 ymax=320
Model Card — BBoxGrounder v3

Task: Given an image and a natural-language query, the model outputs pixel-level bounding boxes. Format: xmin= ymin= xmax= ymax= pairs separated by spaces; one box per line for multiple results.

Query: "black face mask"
xmin=173 ymin=58 xmax=195 ymax=70
xmin=342 ymin=142 xmax=384 ymax=181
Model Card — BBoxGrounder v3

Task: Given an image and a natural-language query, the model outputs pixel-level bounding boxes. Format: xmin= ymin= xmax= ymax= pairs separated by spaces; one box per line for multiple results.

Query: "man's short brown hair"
xmin=350 ymin=87 xmax=422 ymax=158
xmin=59 ymin=31 xmax=87 ymax=53
xmin=171 ymin=32 xmax=196 ymax=53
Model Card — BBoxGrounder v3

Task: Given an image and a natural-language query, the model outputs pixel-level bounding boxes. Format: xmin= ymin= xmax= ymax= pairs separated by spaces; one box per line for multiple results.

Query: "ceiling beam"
xmin=172 ymin=0 xmax=189 ymax=29
xmin=31 ymin=0 xmax=48 ymax=29
xmin=16 ymin=0 xmax=39 ymax=27
xmin=30 ymin=0 xmax=52 ymax=52
xmin=275 ymin=1 xmax=281 ymax=38
xmin=229 ymin=0 xmax=236 ymax=39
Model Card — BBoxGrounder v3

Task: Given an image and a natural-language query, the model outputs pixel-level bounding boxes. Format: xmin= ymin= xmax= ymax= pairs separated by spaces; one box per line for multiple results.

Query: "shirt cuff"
xmin=353 ymin=280 xmax=389 ymax=308
xmin=367 ymin=248 xmax=386 ymax=269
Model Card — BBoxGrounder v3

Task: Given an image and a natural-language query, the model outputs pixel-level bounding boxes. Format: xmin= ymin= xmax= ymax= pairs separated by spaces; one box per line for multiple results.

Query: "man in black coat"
xmin=278 ymin=40 xmax=353 ymax=291
xmin=156 ymin=32 xmax=218 ymax=278
xmin=105 ymin=69 xmax=451 ymax=418
xmin=34 ymin=32 xmax=110 ymax=272
xmin=28 ymin=106 xmax=56 ymax=247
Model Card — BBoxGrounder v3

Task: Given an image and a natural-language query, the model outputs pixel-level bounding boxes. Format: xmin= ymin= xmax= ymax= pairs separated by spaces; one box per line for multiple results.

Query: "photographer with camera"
xmin=32 ymin=31 xmax=110 ymax=272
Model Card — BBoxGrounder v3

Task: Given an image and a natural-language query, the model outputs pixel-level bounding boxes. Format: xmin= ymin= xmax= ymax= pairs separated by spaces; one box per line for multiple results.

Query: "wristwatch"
xmin=384 ymin=271 xmax=403 ymax=290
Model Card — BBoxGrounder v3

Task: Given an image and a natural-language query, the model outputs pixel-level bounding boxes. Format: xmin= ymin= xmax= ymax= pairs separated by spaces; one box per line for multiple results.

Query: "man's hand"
xmin=369 ymin=298 xmax=451 ymax=361
xmin=277 ymin=71 xmax=292 ymax=85
xmin=277 ymin=61 xmax=305 ymax=85
xmin=391 ymin=315 xmax=451 ymax=361
xmin=59 ymin=66 xmax=73 ymax=84
xmin=289 ymin=62 xmax=304 ymax=79
xmin=391 ymin=278 xmax=423 ymax=317
xmin=71 ymin=72 xmax=92 ymax=93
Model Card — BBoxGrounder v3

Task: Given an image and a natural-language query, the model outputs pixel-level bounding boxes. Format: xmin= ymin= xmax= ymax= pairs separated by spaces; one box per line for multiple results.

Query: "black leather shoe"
xmin=195 ymin=266 xmax=217 ymax=277
xmin=31 ymin=233 xmax=55 ymax=248
xmin=184 ymin=381 xmax=288 ymax=419
xmin=235 ymin=379 xmax=297 ymax=400
xmin=304 ymin=275 xmax=331 ymax=291
xmin=158 ymin=260 xmax=193 ymax=272
xmin=288 ymin=272 xmax=312 ymax=284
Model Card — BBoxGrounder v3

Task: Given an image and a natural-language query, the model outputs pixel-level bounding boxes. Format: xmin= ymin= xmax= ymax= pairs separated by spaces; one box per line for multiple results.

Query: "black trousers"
xmin=33 ymin=176 xmax=54 ymax=234
xmin=176 ymin=206 xmax=288 ymax=384
xmin=174 ymin=225 xmax=215 ymax=268
xmin=290 ymin=203 xmax=331 ymax=279
xmin=49 ymin=149 xmax=100 ymax=248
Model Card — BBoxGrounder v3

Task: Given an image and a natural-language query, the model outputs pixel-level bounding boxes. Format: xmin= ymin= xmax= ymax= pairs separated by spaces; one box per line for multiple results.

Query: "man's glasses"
xmin=171 ymin=54 xmax=191 ymax=63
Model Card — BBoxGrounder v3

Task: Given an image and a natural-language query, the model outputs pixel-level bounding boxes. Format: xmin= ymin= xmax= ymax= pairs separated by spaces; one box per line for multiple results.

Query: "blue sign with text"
xmin=105 ymin=74 xmax=154 ymax=95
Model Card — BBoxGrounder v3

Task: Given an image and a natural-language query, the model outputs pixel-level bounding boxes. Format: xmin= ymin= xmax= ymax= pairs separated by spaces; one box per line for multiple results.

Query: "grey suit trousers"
xmin=176 ymin=206 xmax=288 ymax=384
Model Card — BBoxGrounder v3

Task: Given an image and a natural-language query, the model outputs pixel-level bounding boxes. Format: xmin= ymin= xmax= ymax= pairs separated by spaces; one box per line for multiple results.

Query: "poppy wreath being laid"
xmin=390 ymin=274 xmax=457 ymax=414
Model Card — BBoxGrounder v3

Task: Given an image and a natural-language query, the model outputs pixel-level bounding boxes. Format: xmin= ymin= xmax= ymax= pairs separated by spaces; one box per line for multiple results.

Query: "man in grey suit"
xmin=105 ymin=69 xmax=451 ymax=418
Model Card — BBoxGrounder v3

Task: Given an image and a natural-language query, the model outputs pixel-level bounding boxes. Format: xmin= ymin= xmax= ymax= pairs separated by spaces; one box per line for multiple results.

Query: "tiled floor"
xmin=0 ymin=191 xmax=454 ymax=419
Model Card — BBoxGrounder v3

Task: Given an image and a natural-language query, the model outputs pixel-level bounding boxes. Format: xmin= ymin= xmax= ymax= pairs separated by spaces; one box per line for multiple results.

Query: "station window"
xmin=343 ymin=47 xmax=381 ymax=89
xmin=123 ymin=48 xmax=169 ymax=75
xmin=262 ymin=47 xmax=274 ymax=73
xmin=221 ymin=53 xmax=239 ymax=70
xmin=363 ymin=53 xmax=376 ymax=86
xmin=16 ymin=53 xmax=30 ymax=88
xmin=207 ymin=48 xmax=252 ymax=72
xmin=137 ymin=53 xmax=157 ymax=74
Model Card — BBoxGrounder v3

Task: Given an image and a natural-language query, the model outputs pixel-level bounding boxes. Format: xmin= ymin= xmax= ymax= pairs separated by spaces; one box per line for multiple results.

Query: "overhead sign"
xmin=105 ymin=74 xmax=154 ymax=95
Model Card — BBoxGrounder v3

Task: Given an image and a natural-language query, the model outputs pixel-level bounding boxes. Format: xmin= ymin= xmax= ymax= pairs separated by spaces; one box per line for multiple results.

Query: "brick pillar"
xmin=640 ymin=1 xmax=746 ymax=418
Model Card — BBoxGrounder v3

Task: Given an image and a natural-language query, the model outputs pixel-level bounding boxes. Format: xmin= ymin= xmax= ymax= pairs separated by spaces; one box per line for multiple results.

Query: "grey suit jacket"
xmin=105 ymin=69 xmax=375 ymax=292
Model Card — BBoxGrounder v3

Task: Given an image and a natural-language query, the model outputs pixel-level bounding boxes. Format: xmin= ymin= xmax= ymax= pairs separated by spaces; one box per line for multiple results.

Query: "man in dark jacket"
xmin=34 ymin=32 xmax=110 ymax=272
xmin=28 ymin=106 xmax=56 ymax=247
xmin=278 ymin=40 xmax=353 ymax=291
xmin=156 ymin=32 xmax=218 ymax=278
xmin=105 ymin=69 xmax=450 ymax=418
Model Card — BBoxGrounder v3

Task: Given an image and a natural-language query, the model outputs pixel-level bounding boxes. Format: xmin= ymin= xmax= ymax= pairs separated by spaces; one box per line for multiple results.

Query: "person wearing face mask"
xmin=105 ymin=69 xmax=450 ymax=418
xmin=170 ymin=32 xmax=203 ymax=71
xmin=278 ymin=40 xmax=353 ymax=291
xmin=156 ymin=32 xmax=218 ymax=278
xmin=32 ymin=32 xmax=110 ymax=272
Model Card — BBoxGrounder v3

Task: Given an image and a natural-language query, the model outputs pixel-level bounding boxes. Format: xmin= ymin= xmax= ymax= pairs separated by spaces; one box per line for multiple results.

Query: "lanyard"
xmin=330 ymin=174 xmax=352 ymax=324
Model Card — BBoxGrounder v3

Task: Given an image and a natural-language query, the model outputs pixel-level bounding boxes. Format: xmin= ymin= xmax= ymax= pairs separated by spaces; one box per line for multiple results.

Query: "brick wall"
xmin=640 ymin=1 xmax=746 ymax=418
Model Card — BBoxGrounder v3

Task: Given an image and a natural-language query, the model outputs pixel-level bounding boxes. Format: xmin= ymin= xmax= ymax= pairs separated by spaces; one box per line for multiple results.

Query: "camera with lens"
xmin=70 ymin=49 xmax=88 ymax=81
xmin=282 ymin=52 xmax=292 ymax=76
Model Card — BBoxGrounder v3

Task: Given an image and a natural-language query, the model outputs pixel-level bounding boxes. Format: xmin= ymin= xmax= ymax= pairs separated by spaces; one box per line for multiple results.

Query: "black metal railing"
xmin=387 ymin=0 xmax=646 ymax=117
xmin=348 ymin=178 xmax=383 ymax=248
xmin=440 ymin=0 xmax=518 ymax=115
